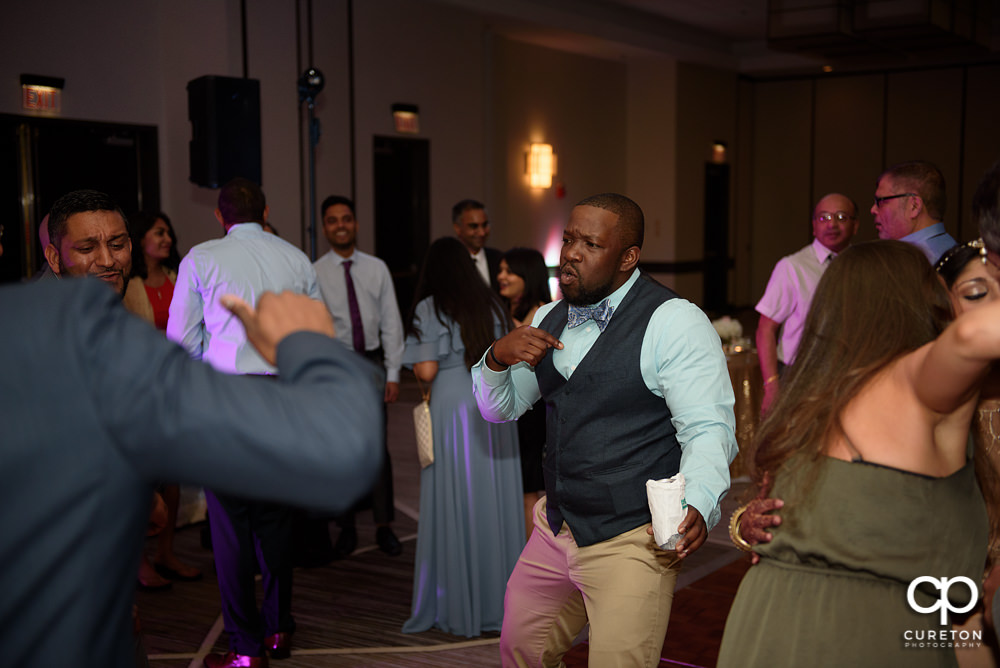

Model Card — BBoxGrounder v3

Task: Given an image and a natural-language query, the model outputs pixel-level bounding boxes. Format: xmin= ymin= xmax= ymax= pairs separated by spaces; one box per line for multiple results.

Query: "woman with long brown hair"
xmin=401 ymin=237 xmax=524 ymax=638
xmin=719 ymin=241 xmax=991 ymax=666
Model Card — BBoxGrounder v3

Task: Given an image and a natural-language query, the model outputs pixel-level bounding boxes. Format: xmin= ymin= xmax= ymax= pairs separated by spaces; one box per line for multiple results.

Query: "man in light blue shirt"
xmin=313 ymin=195 xmax=405 ymax=559
xmin=472 ymin=193 xmax=736 ymax=667
xmin=168 ymin=187 xmax=320 ymax=375
xmin=167 ymin=178 xmax=321 ymax=668
xmin=871 ymin=160 xmax=956 ymax=264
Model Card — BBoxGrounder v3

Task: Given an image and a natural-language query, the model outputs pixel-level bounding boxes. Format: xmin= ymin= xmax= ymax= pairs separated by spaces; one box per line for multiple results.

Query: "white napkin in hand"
xmin=646 ymin=474 xmax=688 ymax=550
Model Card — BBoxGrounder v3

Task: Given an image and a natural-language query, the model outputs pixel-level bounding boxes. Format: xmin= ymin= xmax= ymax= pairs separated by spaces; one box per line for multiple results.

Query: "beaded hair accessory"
xmin=935 ymin=238 xmax=988 ymax=272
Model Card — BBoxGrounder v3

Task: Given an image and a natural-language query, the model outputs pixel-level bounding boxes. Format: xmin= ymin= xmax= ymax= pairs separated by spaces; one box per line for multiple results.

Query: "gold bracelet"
xmin=764 ymin=374 xmax=779 ymax=385
xmin=729 ymin=504 xmax=754 ymax=552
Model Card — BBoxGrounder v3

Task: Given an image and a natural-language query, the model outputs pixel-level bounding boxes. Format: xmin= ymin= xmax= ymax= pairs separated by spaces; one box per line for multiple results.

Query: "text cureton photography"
xmin=903 ymin=576 xmax=983 ymax=650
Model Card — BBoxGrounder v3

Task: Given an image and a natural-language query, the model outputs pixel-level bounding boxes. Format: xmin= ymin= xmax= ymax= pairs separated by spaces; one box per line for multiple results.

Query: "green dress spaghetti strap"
xmin=718 ymin=443 xmax=987 ymax=667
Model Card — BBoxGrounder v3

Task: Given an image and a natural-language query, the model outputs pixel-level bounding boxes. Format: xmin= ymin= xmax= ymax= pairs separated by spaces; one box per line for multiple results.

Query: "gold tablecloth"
xmin=726 ymin=348 xmax=762 ymax=478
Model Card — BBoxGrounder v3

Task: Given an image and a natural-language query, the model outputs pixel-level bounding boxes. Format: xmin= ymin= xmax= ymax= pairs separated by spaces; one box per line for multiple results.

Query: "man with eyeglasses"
xmin=755 ymin=193 xmax=859 ymax=413
xmin=871 ymin=160 xmax=956 ymax=264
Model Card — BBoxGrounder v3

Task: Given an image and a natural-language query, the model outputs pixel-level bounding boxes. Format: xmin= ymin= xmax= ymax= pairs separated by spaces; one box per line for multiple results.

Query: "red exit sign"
xmin=23 ymin=85 xmax=61 ymax=113
xmin=393 ymin=110 xmax=419 ymax=134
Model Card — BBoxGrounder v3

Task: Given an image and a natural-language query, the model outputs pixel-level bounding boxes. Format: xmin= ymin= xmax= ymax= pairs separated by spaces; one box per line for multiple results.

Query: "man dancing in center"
xmin=472 ymin=193 xmax=737 ymax=667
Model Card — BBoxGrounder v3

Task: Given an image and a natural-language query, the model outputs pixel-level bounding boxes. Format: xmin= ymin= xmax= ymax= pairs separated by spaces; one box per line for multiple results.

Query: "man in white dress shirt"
xmin=755 ymin=193 xmax=858 ymax=413
xmin=452 ymin=198 xmax=502 ymax=291
xmin=313 ymin=195 xmax=405 ymax=558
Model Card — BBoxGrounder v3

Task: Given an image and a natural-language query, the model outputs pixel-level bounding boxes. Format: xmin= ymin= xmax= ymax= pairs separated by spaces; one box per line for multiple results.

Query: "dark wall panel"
xmin=962 ymin=65 xmax=1000 ymax=242
xmin=813 ymin=74 xmax=885 ymax=244
xmin=884 ymin=68 xmax=964 ymax=238
xmin=749 ymin=79 xmax=813 ymax=301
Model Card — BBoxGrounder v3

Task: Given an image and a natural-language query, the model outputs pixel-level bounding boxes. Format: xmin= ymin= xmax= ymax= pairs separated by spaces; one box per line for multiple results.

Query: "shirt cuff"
xmin=473 ymin=349 xmax=510 ymax=385
xmin=683 ymin=484 xmax=725 ymax=531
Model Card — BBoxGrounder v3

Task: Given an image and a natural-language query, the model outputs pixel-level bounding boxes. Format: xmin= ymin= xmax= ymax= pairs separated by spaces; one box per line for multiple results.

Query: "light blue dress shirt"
xmin=472 ymin=269 xmax=738 ymax=530
xmin=167 ymin=223 xmax=320 ymax=375
xmin=313 ymin=249 xmax=405 ymax=383
xmin=901 ymin=222 xmax=957 ymax=264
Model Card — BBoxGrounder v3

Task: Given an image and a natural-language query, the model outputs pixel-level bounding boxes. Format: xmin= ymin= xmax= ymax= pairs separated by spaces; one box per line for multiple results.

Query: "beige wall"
xmin=5 ymin=0 xmax=996 ymax=311
xmin=626 ymin=58 xmax=677 ymax=264
xmin=489 ymin=37 xmax=628 ymax=266
xmin=1 ymin=0 xmax=304 ymax=253
xmin=308 ymin=0 xmax=353 ymax=250
xmin=0 ymin=0 xmax=748 ymax=309
xmin=351 ymin=0 xmax=489 ymax=249
xmin=673 ymin=63 xmax=738 ymax=301
xmin=156 ymin=2 xmax=238 ymax=247
xmin=2 ymin=0 xmax=493 ymax=257
xmin=3 ymin=0 xmax=165 ymax=124
xmin=2 ymin=0 xmax=686 ymax=286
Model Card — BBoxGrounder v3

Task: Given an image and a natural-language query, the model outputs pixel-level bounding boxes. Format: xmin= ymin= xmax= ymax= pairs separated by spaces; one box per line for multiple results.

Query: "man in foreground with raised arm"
xmin=0 ymin=278 xmax=382 ymax=668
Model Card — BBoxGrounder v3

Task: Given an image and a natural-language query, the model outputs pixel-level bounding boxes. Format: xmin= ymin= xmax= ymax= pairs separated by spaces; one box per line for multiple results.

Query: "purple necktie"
xmin=343 ymin=260 xmax=365 ymax=353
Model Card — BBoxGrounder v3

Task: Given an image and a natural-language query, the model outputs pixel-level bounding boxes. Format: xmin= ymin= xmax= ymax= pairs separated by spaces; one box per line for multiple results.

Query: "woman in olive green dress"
xmin=719 ymin=241 xmax=992 ymax=667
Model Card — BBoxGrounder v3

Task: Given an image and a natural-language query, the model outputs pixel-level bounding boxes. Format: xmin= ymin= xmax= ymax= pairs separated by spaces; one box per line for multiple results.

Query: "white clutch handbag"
xmin=413 ymin=378 xmax=433 ymax=468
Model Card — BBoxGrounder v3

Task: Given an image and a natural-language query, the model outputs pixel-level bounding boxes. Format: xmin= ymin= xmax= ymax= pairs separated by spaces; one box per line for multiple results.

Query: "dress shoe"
xmin=265 ymin=632 xmax=293 ymax=660
xmin=331 ymin=527 xmax=357 ymax=560
xmin=376 ymin=526 xmax=403 ymax=556
xmin=202 ymin=651 xmax=268 ymax=667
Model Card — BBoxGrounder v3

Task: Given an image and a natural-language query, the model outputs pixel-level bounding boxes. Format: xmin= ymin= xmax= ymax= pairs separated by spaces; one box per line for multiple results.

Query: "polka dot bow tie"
xmin=566 ymin=299 xmax=614 ymax=332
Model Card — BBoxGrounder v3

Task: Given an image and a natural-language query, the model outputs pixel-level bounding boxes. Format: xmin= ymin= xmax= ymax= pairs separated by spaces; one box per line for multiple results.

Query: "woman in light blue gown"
xmin=401 ymin=237 xmax=524 ymax=638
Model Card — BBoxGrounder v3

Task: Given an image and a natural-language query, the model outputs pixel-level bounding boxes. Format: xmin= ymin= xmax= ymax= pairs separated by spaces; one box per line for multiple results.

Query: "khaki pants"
xmin=500 ymin=497 xmax=682 ymax=668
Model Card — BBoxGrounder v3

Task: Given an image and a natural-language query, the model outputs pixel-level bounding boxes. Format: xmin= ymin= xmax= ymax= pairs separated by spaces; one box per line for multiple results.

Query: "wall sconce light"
xmin=527 ymin=143 xmax=556 ymax=189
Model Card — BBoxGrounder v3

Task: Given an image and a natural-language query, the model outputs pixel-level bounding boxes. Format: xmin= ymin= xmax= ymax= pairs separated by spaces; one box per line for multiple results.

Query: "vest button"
xmin=560 ymin=418 xmax=566 ymax=424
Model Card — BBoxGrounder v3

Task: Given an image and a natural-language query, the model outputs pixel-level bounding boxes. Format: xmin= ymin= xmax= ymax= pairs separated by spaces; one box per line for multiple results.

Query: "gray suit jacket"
xmin=0 ymin=278 xmax=383 ymax=668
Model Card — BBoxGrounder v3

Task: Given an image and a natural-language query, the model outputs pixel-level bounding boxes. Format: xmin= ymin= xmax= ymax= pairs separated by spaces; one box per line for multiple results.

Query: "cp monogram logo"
xmin=906 ymin=576 xmax=978 ymax=625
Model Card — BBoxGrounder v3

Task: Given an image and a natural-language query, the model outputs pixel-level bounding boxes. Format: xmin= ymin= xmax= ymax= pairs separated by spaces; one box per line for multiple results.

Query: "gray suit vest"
xmin=536 ymin=273 xmax=681 ymax=546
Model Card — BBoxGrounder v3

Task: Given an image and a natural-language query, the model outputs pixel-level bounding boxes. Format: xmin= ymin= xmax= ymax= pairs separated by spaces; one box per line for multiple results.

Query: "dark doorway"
xmin=703 ymin=162 xmax=730 ymax=311
xmin=373 ymin=135 xmax=430 ymax=320
xmin=0 ymin=114 xmax=159 ymax=283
